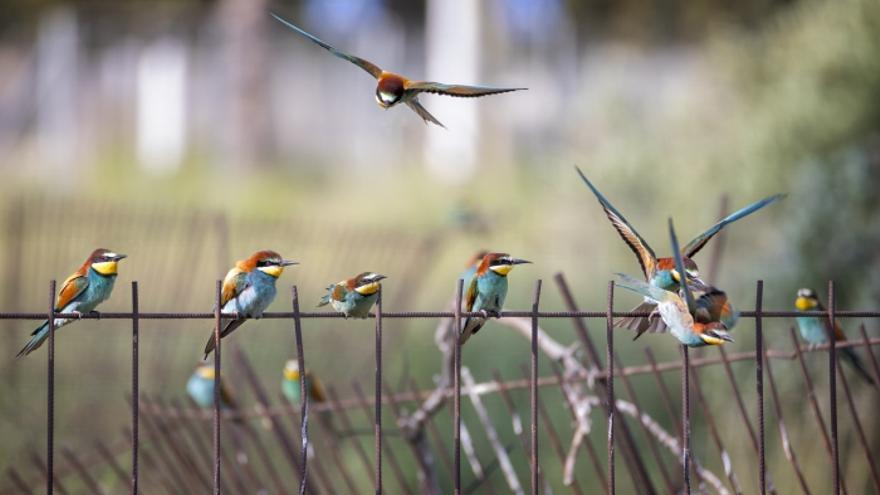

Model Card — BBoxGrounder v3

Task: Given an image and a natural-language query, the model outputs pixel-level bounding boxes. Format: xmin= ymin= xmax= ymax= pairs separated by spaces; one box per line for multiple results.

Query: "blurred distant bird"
xmin=615 ymin=220 xmax=735 ymax=347
xmin=270 ymin=13 xmax=526 ymax=128
xmin=187 ymin=362 xmax=240 ymax=410
xmin=203 ymin=250 xmax=297 ymax=358
xmin=575 ymin=166 xmax=782 ymax=337
xmin=17 ymin=248 xmax=126 ymax=358
xmin=795 ymin=288 xmax=875 ymax=385
xmin=318 ymin=272 xmax=386 ymax=318
xmin=281 ymin=359 xmax=327 ymax=404
xmin=459 ymin=252 xmax=531 ymax=344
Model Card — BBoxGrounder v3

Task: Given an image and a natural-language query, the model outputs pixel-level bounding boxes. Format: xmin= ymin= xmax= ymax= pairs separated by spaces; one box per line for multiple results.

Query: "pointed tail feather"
xmin=203 ymin=319 xmax=246 ymax=358
xmin=16 ymin=321 xmax=49 ymax=358
xmin=841 ymin=346 xmax=877 ymax=386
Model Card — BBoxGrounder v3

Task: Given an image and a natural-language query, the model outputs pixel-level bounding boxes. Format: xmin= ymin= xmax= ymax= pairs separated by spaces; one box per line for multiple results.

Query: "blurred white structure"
xmin=36 ymin=8 xmax=78 ymax=174
xmin=136 ymin=39 xmax=187 ymax=173
xmin=425 ymin=0 xmax=480 ymax=182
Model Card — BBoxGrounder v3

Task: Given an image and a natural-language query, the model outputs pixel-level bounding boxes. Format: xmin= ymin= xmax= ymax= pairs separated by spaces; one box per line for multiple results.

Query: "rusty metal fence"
xmin=2 ymin=274 xmax=879 ymax=494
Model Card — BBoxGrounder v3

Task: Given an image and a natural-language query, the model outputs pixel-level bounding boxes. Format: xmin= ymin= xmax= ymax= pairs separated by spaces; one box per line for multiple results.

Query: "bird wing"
xmin=270 ymin=13 xmax=383 ymax=79
xmin=219 ymin=379 xmax=238 ymax=409
xmin=669 ymin=219 xmax=697 ymax=314
xmin=683 ymin=194 xmax=785 ymax=258
xmin=405 ymin=98 xmax=446 ymax=128
xmin=220 ymin=267 xmax=249 ymax=308
xmin=317 ymin=284 xmax=343 ymax=307
xmin=576 ymin=167 xmax=657 ymax=280
xmin=55 ymin=272 xmax=89 ymax=311
xmin=614 ymin=273 xmax=672 ymax=303
xmin=405 ymin=81 xmax=526 ymax=98
xmin=309 ymin=374 xmax=328 ymax=403
xmin=464 ymin=275 xmax=479 ymax=312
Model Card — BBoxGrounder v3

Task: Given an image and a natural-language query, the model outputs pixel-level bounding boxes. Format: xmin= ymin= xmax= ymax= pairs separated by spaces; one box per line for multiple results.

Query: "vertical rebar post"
xmin=291 ymin=286 xmax=309 ymax=495
xmin=351 ymin=380 xmax=413 ymax=494
xmin=47 ymin=280 xmax=56 ymax=495
xmin=374 ymin=288 xmax=383 ymax=495
xmin=130 ymin=281 xmax=139 ymax=494
xmin=453 ymin=278 xmax=464 ymax=495
xmin=325 ymin=386 xmax=377 ymax=485
xmin=530 ymin=280 xmax=542 ymax=495
xmin=826 ymin=281 xmax=840 ymax=495
xmin=212 ymin=280 xmax=222 ymax=495
xmin=681 ymin=345 xmax=691 ymax=495
xmin=755 ymin=280 xmax=766 ymax=495
xmin=605 ymin=280 xmax=616 ymax=495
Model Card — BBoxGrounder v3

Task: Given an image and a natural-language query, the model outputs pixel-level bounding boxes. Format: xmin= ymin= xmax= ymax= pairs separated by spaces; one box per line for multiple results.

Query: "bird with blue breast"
xmin=203 ymin=250 xmax=297 ymax=358
xmin=795 ymin=288 xmax=876 ymax=385
xmin=318 ymin=272 xmax=386 ymax=318
xmin=615 ymin=219 xmax=735 ymax=347
xmin=575 ymin=166 xmax=783 ymax=338
xmin=17 ymin=248 xmax=127 ymax=358
xmin=459 ymin=252 xmax=532 ymax=345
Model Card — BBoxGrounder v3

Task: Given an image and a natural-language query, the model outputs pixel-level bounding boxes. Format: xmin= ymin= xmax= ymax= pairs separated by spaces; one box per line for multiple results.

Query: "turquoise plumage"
xmin=17 ymin=249 xmax=126 ymax=358
xmin=459 ymin=252 xmax=531 ymax=344
xmin=317 ymin=272 xmax=386 ymax=318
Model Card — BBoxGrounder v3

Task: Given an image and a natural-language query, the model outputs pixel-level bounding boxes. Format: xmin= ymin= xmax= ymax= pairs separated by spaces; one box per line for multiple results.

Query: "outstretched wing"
xmin=614 ymin=273 xmax=671 ymax=303
xmin=405 ymin=81 xmax=526 ymax=98
xmin=576 ymin=167 xmax=657 ymax=279
xmin=405 ymin=98 xmax=446 ymax=128
xmin=270 ymin=13 xmax=383 ymax=79
xmin=669 ymin=219 xmax=697 ymax=314
xmin=683 ymin=194 xmax=785 ymax=258
xmin=55 ymin=272 xmax=89 ymax=311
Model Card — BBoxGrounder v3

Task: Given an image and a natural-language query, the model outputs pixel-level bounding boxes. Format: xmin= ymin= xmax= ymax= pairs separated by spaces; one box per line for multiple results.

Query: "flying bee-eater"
xmin=17 ymin=248 xmax=126 ymax=358
xmin=459 ymin=252 xmax=531 ymax=345
xmin=614 ymin=220 xmax=735 ymax=347
xmin=270 ymin=13 xmax=526 ymax=129
xmin=317 ymin=272 xmax=386 ymax=318
xmin=203 ymin=250 xmax=297 ymax=358
xmin=281 ymin=359 xmax=327 ymax=404
xmin=575 ymin=166 xmax=783 ymax=338
xmin=795 ymin=288 xmax=876 ymax=385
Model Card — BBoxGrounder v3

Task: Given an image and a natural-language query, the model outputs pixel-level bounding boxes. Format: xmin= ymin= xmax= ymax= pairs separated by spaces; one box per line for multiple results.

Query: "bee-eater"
xmin=17 ymin=248 xmax=127 ymax=358
xmin=795 ymin=288 xmax=876 ymax=385
xmin=270 ymin=13 xmax=526 ymax=128
xmin=615 ymin=220 xmax=735 ymax=347
xmin=317 ymin=272 xmax=386 ymax=318
xmin=203 ymin=250 xmax=297 ymax=358
xmin=459 ymin=252 xmax=531 ymax=344
xmin=575 ymin=166 xmax=782 ymax=338
xmin=281 ymin=360 xmax=327 ymax=404
xmin=187 ymin=362 xmax=240 ymax=410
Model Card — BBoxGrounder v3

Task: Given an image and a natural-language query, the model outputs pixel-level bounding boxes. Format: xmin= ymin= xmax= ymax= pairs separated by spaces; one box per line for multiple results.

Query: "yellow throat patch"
xmin=91 ymin=261 xmax=119 ymax=276
xmin=489 ymin=265 xmax=513 ymax=276
xmin=795 ymin=297 xmax=815 ymax=311
xmin=259 ymin=265 xmax=284 ymax=278
xmin=355 ymin=282 xmax=381 ymax=295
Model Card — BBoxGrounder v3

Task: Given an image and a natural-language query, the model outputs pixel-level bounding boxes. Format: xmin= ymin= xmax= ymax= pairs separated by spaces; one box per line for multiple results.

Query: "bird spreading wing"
xmin=683 ymin=194 xmax=785 ymax=258
xmin=576 ymin=167 xmax=657 ymax=280
xmin=270 ymin=13 xmax=383 ymax=79
xmin=405 ymin=81 xmax=526 ymax=99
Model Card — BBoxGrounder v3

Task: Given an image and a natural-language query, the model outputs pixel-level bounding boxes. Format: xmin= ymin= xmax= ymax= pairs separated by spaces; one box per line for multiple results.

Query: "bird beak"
xmin=281 ymin=260 xmax=298 ymax=267
xmin=510 ymin=259 xmax=532 ymax=265
xmin=113 ymin=254 xmax=127 ymax=261
xmin=373 ymin=274 xmax=388 ymax=282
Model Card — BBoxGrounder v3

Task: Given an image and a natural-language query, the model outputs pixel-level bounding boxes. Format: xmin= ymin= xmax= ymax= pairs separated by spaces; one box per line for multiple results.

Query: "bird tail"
xmin=317 ymin=289 xmax=332 ymax=307
xmin=614 ymin=301 xmax=666 ymax=340
xmin=459 ymin=317 xmax=485 ymax=345
xmin=16 ymin=321 xmax=51 ymax=359
xmin=203 ymin=319 xmax=246 ymax=359
xmin=841 ymin=346 xmax=876 ymax=386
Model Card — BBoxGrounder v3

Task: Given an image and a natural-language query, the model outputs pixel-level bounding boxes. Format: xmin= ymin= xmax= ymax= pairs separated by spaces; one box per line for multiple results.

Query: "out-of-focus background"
xmin=1 ymin=0 xmax=879 ymax=492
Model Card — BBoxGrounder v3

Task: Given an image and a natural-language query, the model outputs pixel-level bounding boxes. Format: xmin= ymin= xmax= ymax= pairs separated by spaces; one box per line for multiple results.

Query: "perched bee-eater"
xmin=615 ymin=220 xmax=735 ymax=347
xmin=270 ymin=13 xmax=526 ymax=128
xmin=187 ymin=362 xmax=239 ymax=410
xmin=281 ymin=360 xmax=327 ymax=404
xmin=203 ymin=250 xmax=297 ymax=358
xmin=795 ymin=288 xmax=876 ymax=385
xmin=17 ymin=248 xmax=126 ymax=358
xmin=459 ymin=252 xmax=531 ymax=344
xmin=317 ymin=272 xmax=386 ymax=318
xmin=576 ymin=166 xmax=782 ymax=337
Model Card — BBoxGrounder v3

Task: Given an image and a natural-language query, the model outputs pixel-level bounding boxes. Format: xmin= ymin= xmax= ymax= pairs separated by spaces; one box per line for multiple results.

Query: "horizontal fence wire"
xmin=5 ymin=278 xmax=880 ymax=495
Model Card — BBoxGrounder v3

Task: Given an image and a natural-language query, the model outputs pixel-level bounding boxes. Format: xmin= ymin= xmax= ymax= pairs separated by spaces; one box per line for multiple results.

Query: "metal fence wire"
xmin=2 ymin=274 xmax=879 ymax=494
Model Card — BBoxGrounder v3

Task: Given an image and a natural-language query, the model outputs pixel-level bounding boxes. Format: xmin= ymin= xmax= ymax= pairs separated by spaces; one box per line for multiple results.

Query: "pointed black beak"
xmin=510 ymin=258 xmax=532 ymax=265
xmin=281 ymin=260 xmax=298 ymax=267
xmin=114 ymin=254 xmax=127 ymax=261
